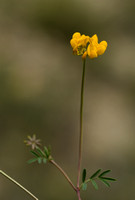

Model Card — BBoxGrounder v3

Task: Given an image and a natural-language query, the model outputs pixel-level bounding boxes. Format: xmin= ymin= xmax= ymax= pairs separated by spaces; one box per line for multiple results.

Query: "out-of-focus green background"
xmin=0 ymin=0 xmax=135 ymax=199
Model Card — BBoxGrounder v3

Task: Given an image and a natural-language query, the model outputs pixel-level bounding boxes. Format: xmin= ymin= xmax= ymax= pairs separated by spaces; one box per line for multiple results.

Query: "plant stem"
xmin=77 ymin=58 xmax=86 ymax=191
xmin=49 ymin=159 xmax=77 ymax=192
xmin=0 ymin=170 xmax=38 ymax=200
xmin=77 ymin=188 xmax=82 ymax=200
xmin=49 ymin=59 xmax=86 ymax=200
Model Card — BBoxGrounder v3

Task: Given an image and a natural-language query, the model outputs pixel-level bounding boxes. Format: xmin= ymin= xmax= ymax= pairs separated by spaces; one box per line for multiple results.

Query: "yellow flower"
xmin=70 ymin=32 xmax=90 ymax=58
xmin=70 ymin=32 xmax=107 ymax=59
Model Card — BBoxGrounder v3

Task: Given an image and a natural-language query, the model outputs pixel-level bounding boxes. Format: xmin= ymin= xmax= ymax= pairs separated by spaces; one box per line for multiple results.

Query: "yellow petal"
xmin=83 ymin=36 xmax=90 ymax=46
xmin=70 ymin=38 xmax=77 ymax=48
xmin=89 ymin=50 xmax=98 ymax=59
xmin=87 ymin=44 xmax=98 ymax=59
xmin=100 ymin=41 xmax=108 ymax=48
xmin=72 ymin=32 xmax=81 ymax=39
xmin=91 ymin=34 xmax=98 ymax=43
xmin=97 ymin=45 xmax=106 ymax=55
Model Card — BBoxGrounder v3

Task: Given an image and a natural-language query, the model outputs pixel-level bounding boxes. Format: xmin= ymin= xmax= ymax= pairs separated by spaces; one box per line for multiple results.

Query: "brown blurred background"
xmin=0 ymin=0 xmax=135 ymax=199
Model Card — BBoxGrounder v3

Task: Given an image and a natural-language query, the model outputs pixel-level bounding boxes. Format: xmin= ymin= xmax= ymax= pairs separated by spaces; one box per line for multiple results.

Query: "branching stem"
xmin=49 ymin=160 xmax=77 ymax=192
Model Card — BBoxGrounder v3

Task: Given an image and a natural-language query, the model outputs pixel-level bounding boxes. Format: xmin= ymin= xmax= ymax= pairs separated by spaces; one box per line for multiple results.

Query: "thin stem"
xmin=77 ymin=58 xmax=86 ymax=189
xmin=77 ymin=189 xmax=81 ymax=200
xmin=49 ymin=159 xmax=77 ymax=192
xmin=0 ymin=170 xmax=38 ymax=200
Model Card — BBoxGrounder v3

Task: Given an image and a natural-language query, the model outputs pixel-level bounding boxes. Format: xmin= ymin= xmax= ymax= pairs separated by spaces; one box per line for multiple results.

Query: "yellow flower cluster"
xmin=70 ymin=32 xmax=107 ymax=59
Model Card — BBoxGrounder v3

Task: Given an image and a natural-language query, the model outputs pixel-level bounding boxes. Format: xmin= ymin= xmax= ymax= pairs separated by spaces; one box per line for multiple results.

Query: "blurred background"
xmin=0 ymin=0 xmax=135 ymax=199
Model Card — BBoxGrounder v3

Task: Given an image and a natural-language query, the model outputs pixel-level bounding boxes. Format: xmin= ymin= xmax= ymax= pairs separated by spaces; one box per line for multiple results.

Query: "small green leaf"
xmin=30 ymin=151 xmax=39 ymax=158
xmin=43 ymin=158 xmax=47 ymax=164
xmin=44 ymin=146 xmax=49 ymax=158
xmin=82 ymin=183 xmax=87 ymax=191
xmin=99 ymin=178 xmax=110 ymax=187
xmin=100 ymin=177 xmax=116 ymax=181
xmin=48 ymin=145 xmax=51 ymax=154
xmin=28 ymin=158 xmax=38 ymax=164
xmin=36 ymin=147 xmax=45 ymax=157
xmin=82 ymin=169 xmax=86 ymax=183
xmin=90 ymin=169 xmax=101 ymax=179
xmin=90 ymin=179 xmax=98 ymax=190
xmin=37 ymin=157 xmax=42 ymax=164
xmin=99 ymin=170 xmax=111 ymax=177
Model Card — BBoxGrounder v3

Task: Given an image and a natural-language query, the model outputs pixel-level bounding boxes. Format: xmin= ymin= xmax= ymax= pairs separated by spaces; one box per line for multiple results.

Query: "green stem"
xmin=0 ymin=170 xmax=38 ymax=200
xmin=77 ymin=58 xmax=86 ymax=190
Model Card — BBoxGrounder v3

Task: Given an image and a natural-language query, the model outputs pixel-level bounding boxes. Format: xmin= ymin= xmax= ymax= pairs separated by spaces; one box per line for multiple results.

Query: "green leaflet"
xmin=90 ymin=179 xmax=98 ymax=190
xmin=82 ymin=169 xmax=86 ymax=183
xmin=36 ymin=147 xmax=45 ymax=157
xmin=28 ymin=158 xmax=38 ymax=164
xmin=99 ymin=170 xmax=111 ymax=177
xmin=37 ymin=157 xmax=42 ymax=164
xmin=99 ymin=178 xmax=110 ymax=187
xmin=43 ymin=158 xmax=47 ymax=164
xmin=82 ymin=182 xmax=87 ymax=191
xmin=90 ymin=169 xmax=101 ymax=179
xmin=100 ymin=177 xmax=116 ymax=181
xmin=30 ymin=151 xmax=40 ymax=158
xmin=44 ymin=146 xmax=50 ymax=158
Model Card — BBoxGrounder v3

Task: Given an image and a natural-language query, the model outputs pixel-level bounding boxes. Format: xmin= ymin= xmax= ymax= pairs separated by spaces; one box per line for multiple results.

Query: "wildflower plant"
xmin=0 ymin=32 xmax=116 ymax=200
